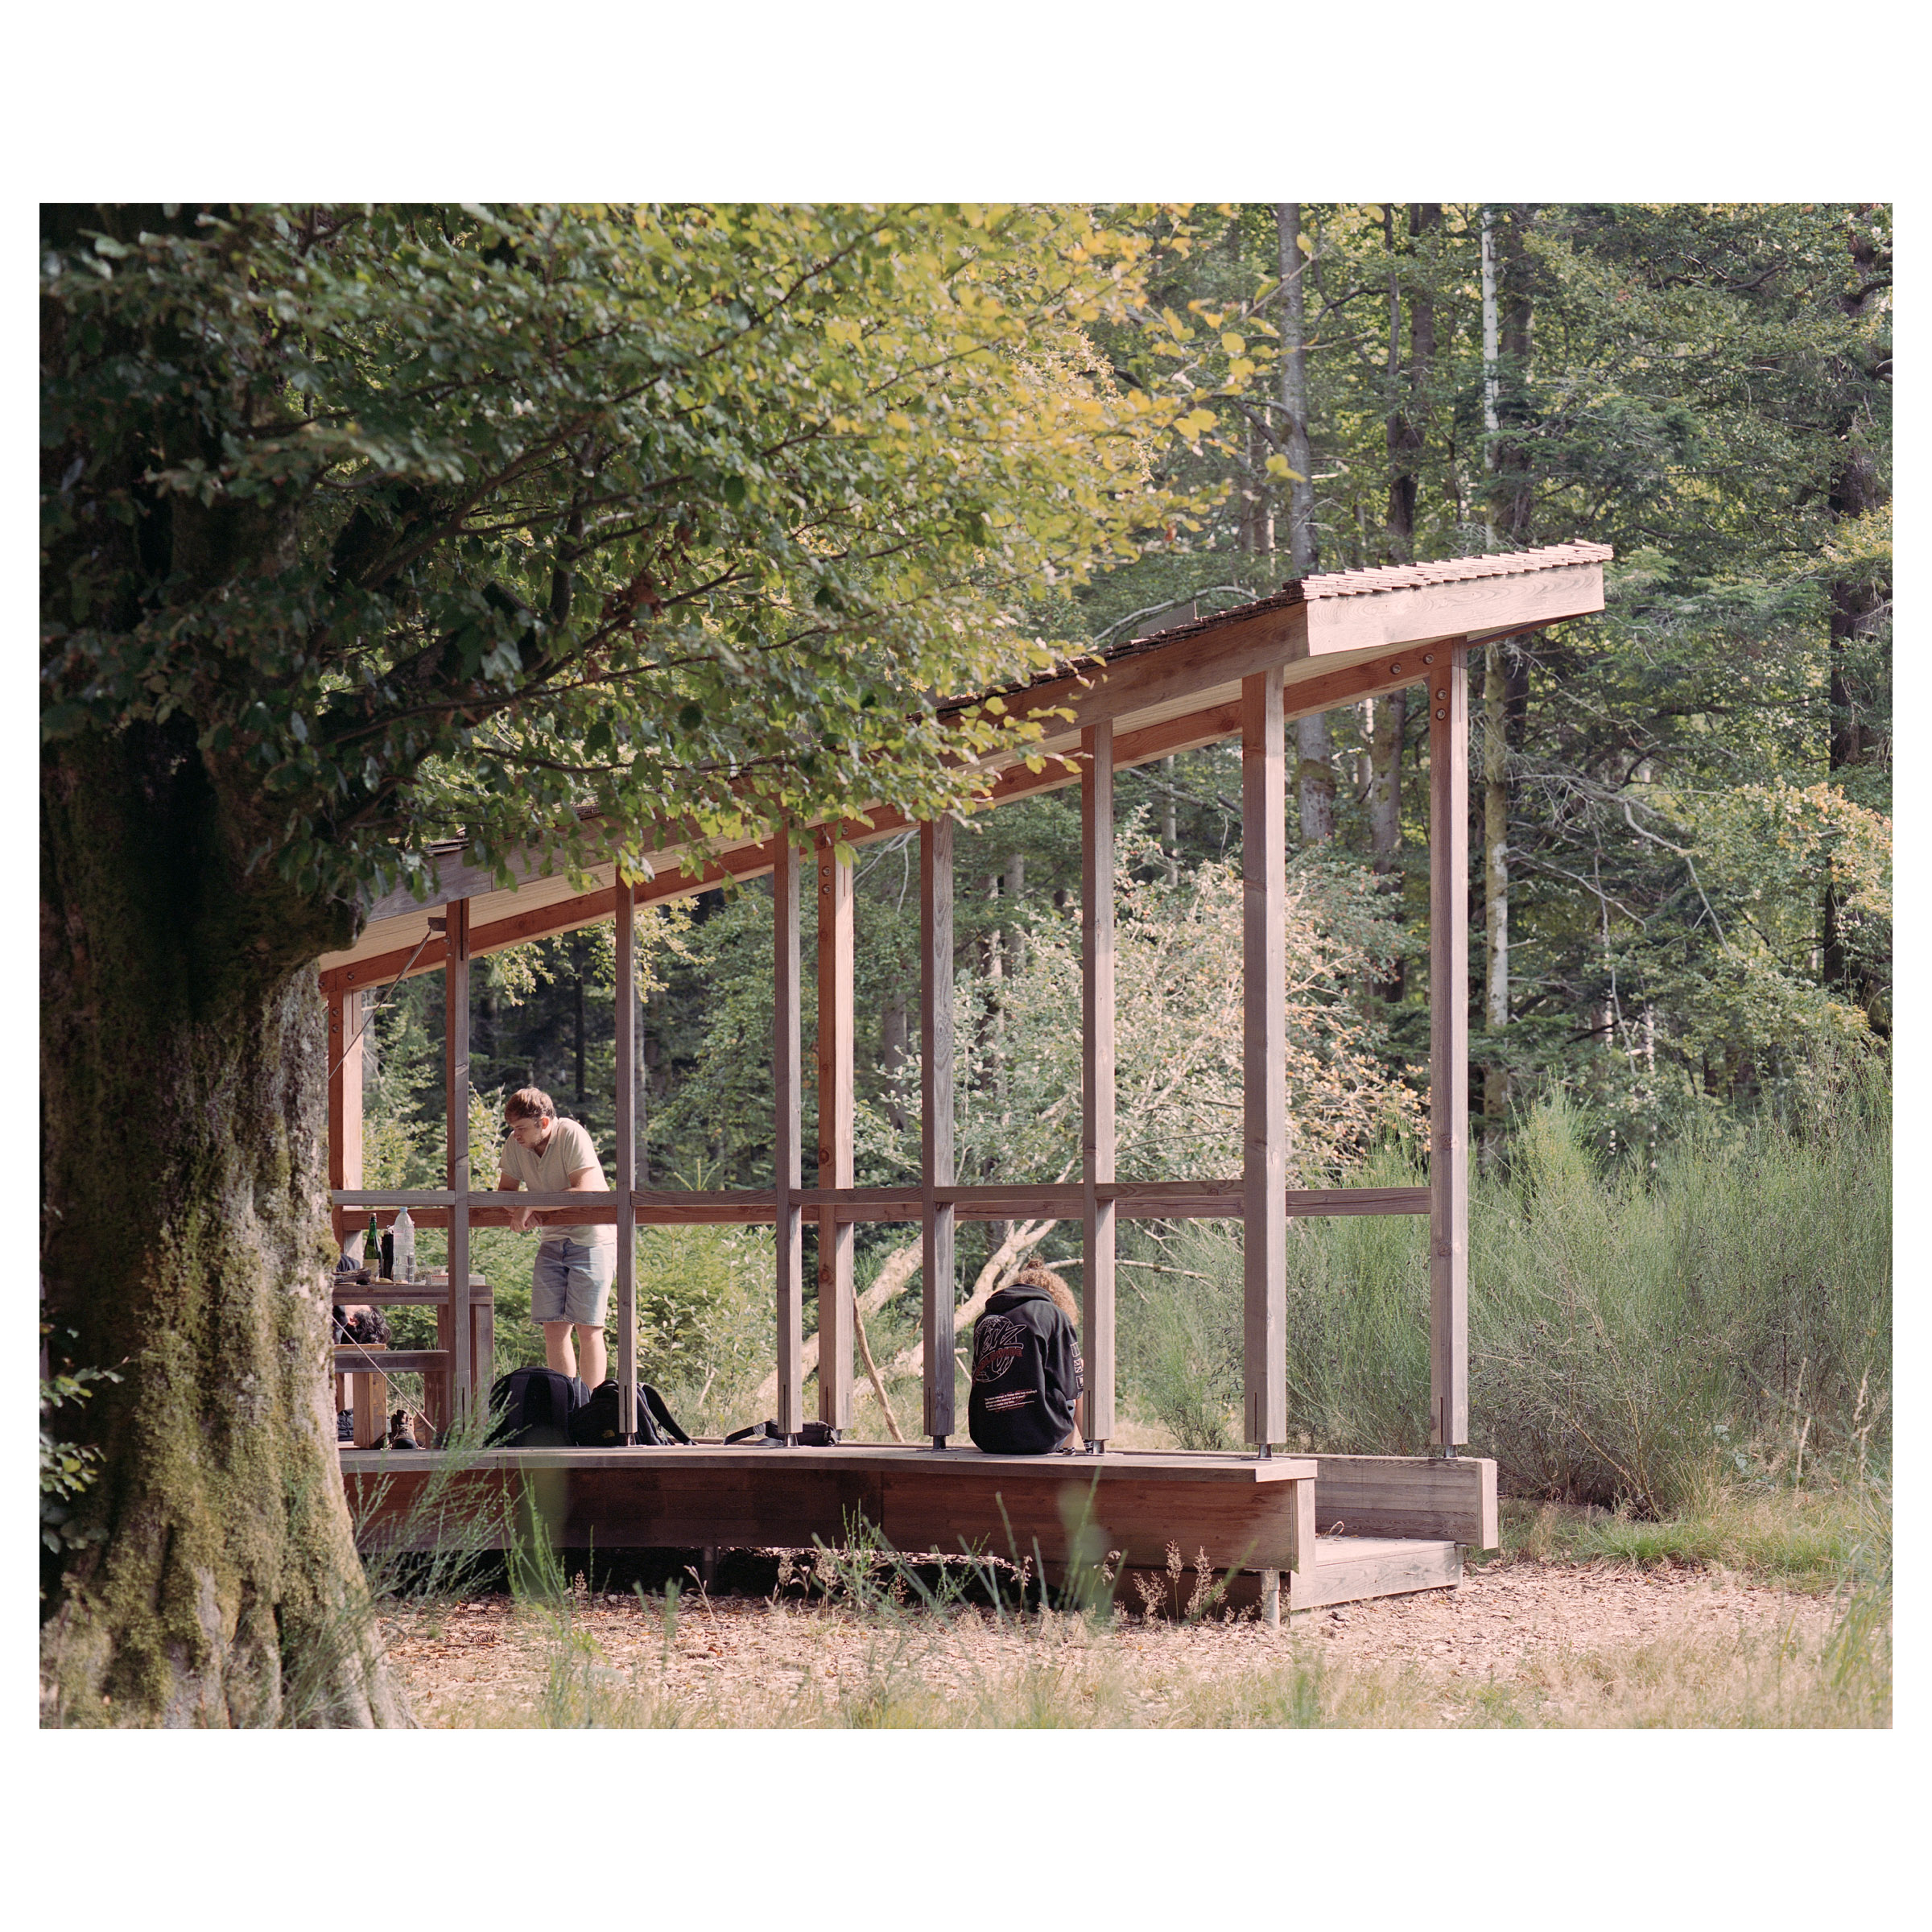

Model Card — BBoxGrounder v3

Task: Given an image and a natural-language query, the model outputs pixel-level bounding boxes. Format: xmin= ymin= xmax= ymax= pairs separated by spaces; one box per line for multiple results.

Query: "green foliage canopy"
xmin=41 ymin=203 xmax=1183 ymax=923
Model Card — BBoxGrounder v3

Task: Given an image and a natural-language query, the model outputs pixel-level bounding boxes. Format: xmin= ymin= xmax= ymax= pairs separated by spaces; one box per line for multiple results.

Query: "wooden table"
xmin=330 ymin=1275 xmax=493 ymax=1446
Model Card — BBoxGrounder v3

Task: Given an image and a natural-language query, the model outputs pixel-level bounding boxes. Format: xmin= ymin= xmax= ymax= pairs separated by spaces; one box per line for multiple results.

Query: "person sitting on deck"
xmin=495 ymin=1087 xmax=617 ymax=1389
xmin=967 ymin=1260 xmax=1084 ymax=1455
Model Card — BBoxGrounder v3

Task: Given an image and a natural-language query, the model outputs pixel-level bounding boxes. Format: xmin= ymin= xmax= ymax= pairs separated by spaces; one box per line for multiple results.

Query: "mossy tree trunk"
xmin=39 ymin=720 xmax=407 ymax=1727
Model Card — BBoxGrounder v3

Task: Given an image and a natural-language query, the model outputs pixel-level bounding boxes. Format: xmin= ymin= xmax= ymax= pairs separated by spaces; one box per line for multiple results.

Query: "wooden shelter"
xmin=328 ymin=542 xmax=1610 ymax=1616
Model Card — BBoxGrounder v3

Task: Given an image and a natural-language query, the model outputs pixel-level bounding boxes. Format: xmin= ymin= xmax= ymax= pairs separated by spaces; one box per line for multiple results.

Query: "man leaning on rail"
xmin=494 ymin=1087 xmax=617 ymax=1388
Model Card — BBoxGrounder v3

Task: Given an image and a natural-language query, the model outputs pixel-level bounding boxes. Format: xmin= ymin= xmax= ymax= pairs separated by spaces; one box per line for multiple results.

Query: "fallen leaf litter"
xmin=380 ymin=1556 xmax=1837 ymax=1725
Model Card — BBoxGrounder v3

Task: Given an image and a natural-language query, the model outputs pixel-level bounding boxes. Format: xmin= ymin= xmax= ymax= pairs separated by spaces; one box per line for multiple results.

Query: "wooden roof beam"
xmin=317 ymin=645 xmax=1455 ymax=997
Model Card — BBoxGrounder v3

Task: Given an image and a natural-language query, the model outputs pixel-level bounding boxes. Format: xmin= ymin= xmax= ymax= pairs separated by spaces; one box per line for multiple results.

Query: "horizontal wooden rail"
xmin=331 ymin=1183 xmax=1431 ymax=1227
xmin=332 ymin=1190 xmax=459 ymax=1208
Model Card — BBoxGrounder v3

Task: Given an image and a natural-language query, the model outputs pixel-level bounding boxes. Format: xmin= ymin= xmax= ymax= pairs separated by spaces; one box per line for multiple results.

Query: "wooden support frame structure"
xmin=815 ymin=830 xmax=855 ymax=1430
xmin=322 ymin=543 xmax=1605 ymax=1498
xmin=919 ymin=817 xmax=956 ymax=1445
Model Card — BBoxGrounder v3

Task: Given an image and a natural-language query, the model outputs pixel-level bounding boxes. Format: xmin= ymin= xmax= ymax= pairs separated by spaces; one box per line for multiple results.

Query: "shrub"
xmin=1117 ymin=1066 xmax=1890 ymax=1516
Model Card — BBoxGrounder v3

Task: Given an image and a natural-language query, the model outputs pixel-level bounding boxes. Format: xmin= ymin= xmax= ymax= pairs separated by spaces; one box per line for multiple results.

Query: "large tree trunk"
xmin=39 ymin=721 xmax=406 ymax=1728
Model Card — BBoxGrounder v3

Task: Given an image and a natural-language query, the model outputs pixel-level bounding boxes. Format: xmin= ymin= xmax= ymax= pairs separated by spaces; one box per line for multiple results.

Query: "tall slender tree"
xmin=1821 ymin=208 xmax=1892 ymax=1005
xmin=1479 ymin=205 xmax=1540 ymax=1126
xmin=1278 ymin=203 xmax=1331 ymax=844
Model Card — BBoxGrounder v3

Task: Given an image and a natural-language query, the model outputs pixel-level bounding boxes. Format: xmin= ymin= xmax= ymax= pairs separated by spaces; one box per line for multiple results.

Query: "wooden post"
xmin=920 ymin=816 xmax=956 ymax=1445
xmin=613 ymin=874 xmax=638 ymax=1439
xmin=444 ymin=900 xmax=473 ymax=1422
xmin=1241 ymin=667 xmax=1287 ymax=1450
xmin=1081 ymin=721 xmax=1117 ymax=1447
xmin=815 ymin=832 xmax=855 ymax=1432
xmin=1428 ymin=646 xmax=1471 ymax=1447
xmin=352 ymin=1349 xmax=389 ymax=1449
xmin=327 ymin=987 xmax=363 ymax=1247
xmin=774 ymin=837 xmax=806 ymax=1440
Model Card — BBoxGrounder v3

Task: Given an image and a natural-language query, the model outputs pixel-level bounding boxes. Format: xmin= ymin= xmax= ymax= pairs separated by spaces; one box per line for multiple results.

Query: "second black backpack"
xmin=485 ymin=1367 xmax=589 ymax=1447
xmin=568 ymin=1379 xmax=692 ymax=1447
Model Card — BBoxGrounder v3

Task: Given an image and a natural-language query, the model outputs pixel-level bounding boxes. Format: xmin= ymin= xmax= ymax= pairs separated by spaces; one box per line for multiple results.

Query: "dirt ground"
xmin=380 ymin=1556 xmax=1840 ymax=1727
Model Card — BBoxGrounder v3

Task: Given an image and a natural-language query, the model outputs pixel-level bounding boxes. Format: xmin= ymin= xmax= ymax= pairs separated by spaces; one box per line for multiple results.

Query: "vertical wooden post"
xmin=774 ymin=837 xmax=806 ymax=1441
xmin=326 ymin=985 xmax=363 ymax=1246
xmin=920 ymin=816 xmax=956 ymax=1445
xmin=444 ymin=900 xmax=473 ymax=1421
xmin=613 ymin=873 xmax=638 ymax=1440
xmin=1428 ymin=645 xmax=1471 ymax=1448
xmin=816 ymin=831 xmax=855 ymax=1432
xmin=1241 ymin=667 xmax=1287 ymax=1450
xmin=1081 ymin=721 xmax=1117 ymax=1447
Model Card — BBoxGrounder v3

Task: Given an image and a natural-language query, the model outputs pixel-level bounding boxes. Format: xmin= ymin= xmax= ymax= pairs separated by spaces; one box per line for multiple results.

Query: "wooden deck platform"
xmin=341 ymin=1443 xmax=1494 ymax=1613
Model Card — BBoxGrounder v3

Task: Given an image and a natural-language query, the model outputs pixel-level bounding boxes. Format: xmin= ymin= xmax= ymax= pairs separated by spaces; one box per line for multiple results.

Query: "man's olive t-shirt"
xmin=499 ymin=1117 xmax=616 ymax=1249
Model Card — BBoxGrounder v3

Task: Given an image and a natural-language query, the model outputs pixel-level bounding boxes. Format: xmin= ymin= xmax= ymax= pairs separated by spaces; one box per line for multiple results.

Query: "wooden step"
xmin=1289 ymin=1534 xmax=1460 ymax=1612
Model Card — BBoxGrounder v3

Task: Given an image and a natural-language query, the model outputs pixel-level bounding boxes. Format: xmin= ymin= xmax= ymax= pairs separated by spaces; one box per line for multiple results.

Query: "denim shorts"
xmin=530 ymin=1238 xmax=616 ymax=1326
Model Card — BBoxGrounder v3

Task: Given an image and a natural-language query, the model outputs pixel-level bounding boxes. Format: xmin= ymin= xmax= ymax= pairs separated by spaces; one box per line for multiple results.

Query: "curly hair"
xmin=1012 ymin=1259 xmax=1078 ymax=1327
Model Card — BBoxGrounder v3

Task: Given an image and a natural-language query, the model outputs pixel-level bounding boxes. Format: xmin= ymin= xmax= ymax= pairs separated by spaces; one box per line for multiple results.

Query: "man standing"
xmin=495 ymin=1088 xmax=617 ymax=1388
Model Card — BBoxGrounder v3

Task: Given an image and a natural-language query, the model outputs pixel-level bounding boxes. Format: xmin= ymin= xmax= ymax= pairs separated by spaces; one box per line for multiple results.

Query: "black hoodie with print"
xmin=967 ymin=1282 xmax=1084 ymax=1455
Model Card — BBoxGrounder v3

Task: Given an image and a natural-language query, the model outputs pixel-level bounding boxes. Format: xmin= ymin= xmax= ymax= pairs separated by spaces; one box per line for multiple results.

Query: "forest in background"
xmin=354 ymin=203 xmax=1889 ymax=1484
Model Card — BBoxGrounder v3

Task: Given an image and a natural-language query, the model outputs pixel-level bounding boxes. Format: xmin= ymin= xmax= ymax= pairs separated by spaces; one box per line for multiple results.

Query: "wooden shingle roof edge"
xmin=952 ymin=541 xmax=1616 ymax=707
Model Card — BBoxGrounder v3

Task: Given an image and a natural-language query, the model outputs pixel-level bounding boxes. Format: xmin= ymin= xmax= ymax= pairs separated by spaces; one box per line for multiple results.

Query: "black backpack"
xmin=485 ymin=1367 xmax=589 ymax=1447
xmin=724 ymin=1419 xmax=840 ymax=1447
xmin=568 ymin=1379 xmax=691 ymax=1447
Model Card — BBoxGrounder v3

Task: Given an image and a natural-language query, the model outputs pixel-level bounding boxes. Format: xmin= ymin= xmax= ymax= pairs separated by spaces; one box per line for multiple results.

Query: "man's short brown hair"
xmin=505 ymin=1087 xmax=556 ymax=1122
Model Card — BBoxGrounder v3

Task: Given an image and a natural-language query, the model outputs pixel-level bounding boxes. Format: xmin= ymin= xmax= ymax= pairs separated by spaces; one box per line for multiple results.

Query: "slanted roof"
xmin=319 ymin=542 xmax=1610 ymax=993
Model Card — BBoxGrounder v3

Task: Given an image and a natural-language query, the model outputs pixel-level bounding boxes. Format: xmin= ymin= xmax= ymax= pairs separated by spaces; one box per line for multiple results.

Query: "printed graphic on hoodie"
xmin=972 ymin=1314 xmax=1029 ymax=1384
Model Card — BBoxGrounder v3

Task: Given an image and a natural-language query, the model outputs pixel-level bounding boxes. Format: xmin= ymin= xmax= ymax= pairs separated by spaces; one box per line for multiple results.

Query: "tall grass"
xmin=1121 ymin=1064 xmax=1891 ymax=1517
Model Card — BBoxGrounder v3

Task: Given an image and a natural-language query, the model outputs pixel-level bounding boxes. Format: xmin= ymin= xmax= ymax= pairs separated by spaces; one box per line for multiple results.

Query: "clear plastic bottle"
xmin=392 ymin=1205 xmax=416 ymax=1283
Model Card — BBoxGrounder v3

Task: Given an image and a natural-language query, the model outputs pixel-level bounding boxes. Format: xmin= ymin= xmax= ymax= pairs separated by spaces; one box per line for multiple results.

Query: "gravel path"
xmin=382 ymin=1558 xmax=1840 ymax=1726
